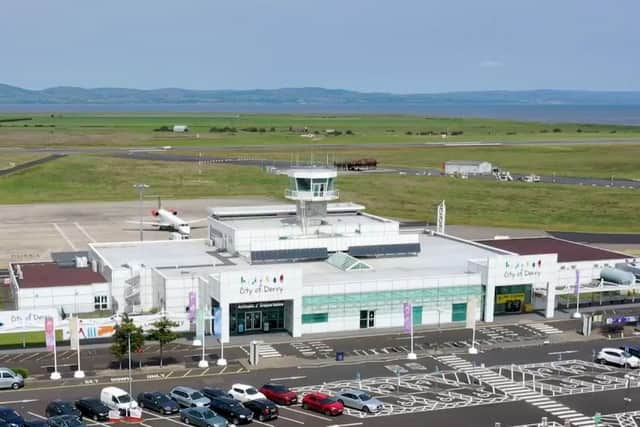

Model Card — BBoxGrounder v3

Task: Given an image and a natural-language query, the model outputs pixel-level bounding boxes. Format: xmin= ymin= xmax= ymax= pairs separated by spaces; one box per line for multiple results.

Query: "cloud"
xmin=479 ymin=59 xmax=503 ymax=69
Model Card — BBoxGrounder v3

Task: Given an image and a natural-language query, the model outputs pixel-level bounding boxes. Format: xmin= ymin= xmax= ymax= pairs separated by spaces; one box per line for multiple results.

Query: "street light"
xmin=128 ymin=333 xmax=133 ymax=417
xmin=133 ymin=184 xmax=149 ymax=242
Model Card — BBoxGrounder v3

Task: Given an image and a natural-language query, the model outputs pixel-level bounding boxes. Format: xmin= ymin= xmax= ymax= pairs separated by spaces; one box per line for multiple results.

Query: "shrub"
xmin=552 ymin=128 xmax=562 ymax=133
xmin=345 ymin=129 xmax=353 ymax=135
xmin=269 ymin=127 xmax=276 ymax=132
xmin=153 ymin=126 xmax=171 ymax=132
xmin=451 ymin=130 xmax=464 ymax=136
xmin=576 ymin=128 xmax=582 ymax=133
xmin=12 ymin=367 xmax=29 ymax=378
xmin=405 ymin=131 xmax=413 ymax=135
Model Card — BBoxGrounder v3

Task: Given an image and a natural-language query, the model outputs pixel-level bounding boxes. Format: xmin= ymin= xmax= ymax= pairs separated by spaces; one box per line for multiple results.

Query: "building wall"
xmin=444 ymin=162 xmax=492 ymax=175
xmin=18 ymin=283 xmax=110 ymax=314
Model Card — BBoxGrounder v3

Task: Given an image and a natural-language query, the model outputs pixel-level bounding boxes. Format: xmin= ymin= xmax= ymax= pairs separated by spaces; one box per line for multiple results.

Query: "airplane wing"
xmin=125 ymin=220 xmax=162 ymax=227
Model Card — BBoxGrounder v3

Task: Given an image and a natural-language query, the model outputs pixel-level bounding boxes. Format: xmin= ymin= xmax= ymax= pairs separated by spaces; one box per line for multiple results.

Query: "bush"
xmin=258 ymin=128 xmax=266 ymax=133
xmin=576 ymin=128 xmax=582 ymax=133
xmin=12 ymin=367 xmax=29 ymax=378
xmin=405 ymin=131 xmax=413 ymax=135
xmin=269 ymin=127 xmax=276 ymax=132
xmin=153 ymin=126 xmax=171 ymax=132
xmin=345 ymin=129 xmax=353 ymax=135
xmin=241 ymin=127 xmax=258 ymax=132
xmin=451 ymin=130 xmax=464 ymax=136
xmin=552 ymin=128 xmax=562 ymax=133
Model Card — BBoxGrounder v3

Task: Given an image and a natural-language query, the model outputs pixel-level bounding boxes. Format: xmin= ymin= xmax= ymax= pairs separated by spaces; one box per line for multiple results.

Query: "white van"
xmin=0 ymin=367 xmax=24 ymax=390
xmin=100 ymin=387 xmax=138 ymax=412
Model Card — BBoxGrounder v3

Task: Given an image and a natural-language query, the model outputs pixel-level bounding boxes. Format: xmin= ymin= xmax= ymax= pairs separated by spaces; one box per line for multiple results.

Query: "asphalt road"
xmin=4 ymin=335 xmax=640 ymax=427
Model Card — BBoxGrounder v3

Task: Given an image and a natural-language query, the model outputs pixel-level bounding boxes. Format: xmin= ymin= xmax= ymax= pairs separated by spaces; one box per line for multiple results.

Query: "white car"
xmin=227 ymin=384 xmax=266 ymax=403
xmin=596 ymin=347 xmax=640 ymax=368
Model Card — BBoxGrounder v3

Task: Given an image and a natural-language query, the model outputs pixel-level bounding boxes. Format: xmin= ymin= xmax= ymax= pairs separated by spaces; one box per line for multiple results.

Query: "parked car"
xmin=0 ymin=420 xmax=9 ymax=427
xmin=208 ymin=397 xmax=253 ymax=425
xmin=302 ymin=392 xmax=343 ymax=416
xmin=180 ymin=407 xmax=227 ymax=427
xmin=74 ymin=399 xmax=109 ymax=421
xmin=243 ymin=399 xmax=278 ymax=422
xmin=0 ymin=407 xmax=24 ymax=427
xmin=169 ymin=387 xmax=210 ymax=408
xmin=201 ymin=387 xmax=232 ymax=400
xmin=0 ymin=368 xmax=24 ymax=390
xmin=621 ymin=346 xmax=640 ymax=359
xmin=100 ymin=387 xmax=138 ymax=413
xmin=259 ymin=384 xmax=297 ymax=405
xmin=227 ymin=384 xmax=266 ymax=403
xmin=137 ymin=392 xmax=179 ymax=415
xmin=45 ymin=401 xmax=82 ymax=419
xmin=46 ymin=416 xmax=85 ymax=427
xmin=23 ymin=420 xmax=47 ymax=427
xmin=334 ymin=389 xmax=383 ymax=413
xmin=596 ymin=347 xmax=640 ymax=368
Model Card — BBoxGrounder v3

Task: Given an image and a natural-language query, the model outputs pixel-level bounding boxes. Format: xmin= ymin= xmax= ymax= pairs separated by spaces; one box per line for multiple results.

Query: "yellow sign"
xmin=496 ymin=293 xmax=525 ymax=304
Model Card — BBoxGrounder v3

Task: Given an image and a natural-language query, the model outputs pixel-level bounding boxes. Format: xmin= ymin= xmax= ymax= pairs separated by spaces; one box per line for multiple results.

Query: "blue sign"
xmin=213 ymin=308 xmax=222 ymax=339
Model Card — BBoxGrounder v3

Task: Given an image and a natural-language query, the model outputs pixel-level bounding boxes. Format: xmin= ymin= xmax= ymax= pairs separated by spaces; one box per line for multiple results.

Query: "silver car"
xmin=334 ymin=389 xmax=383 ymax=413
xmin=169 ymin=387 xmax=211 ymax=408
xmin=0 ymin=368 xmax=24 ymax=390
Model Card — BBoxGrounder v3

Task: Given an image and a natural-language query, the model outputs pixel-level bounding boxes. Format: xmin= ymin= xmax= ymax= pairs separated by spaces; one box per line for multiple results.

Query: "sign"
xmin=503 ymin=259 xmax=542 ymax=280
xmin=188 ymin=291 xmax=196 ymax=322
xmin=496 ymin=293 xmax=525 ymax=304
xmin=45 ymin=316 xmax=55 ymax=352
xmin=69 ymin=316 xmax=79 ymax=350
xmin=213 ymin=308 xmax=221 ymax=339
xmin=403 ymin=302 xmax=412 ymax=333
xmin=0 ymin=309 xmax=59 ymax=333
xmin=239 ymin=273 xmax=286 ymax=298
xmin=237 ymin=301 xmax=285 ymax=310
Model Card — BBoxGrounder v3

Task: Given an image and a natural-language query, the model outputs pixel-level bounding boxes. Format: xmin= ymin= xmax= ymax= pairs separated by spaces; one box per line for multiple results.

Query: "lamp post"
xmin=128 ymin=333 xmax=133 ymax=417
xmin=132 ymin=184 xmax=149 ymax=242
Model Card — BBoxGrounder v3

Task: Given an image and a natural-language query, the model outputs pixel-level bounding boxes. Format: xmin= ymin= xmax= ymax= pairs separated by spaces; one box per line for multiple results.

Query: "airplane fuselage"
xmin=153 ymin=208 xmax=191 ymax=235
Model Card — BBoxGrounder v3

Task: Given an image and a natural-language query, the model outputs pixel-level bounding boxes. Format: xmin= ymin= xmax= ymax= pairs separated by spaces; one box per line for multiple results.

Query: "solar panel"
xmin=348 ymin=243 xmax=421 ymax=257
xmin=251 ymin=247 xmax=328 ymax=263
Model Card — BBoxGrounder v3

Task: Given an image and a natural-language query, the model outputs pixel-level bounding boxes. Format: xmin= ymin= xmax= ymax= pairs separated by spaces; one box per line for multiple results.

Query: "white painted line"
xmin=326 ymin=423 xmax=363 ymax=427
xmin=270 ymin=376 xmax=307 ymax=381
xmin=141 ymin=409 xmax=189 ymax=427
xmin=74 ymin=222 xmax=96 ymax=242
xmin=182 ymin=369 xmax=193 ymax=377
xmin=278 ymin=405 xmax=330 ymax=421
xmin=277 ymin=415 xmax=304 ymax=425
xmin=166 ymin=370 xmax=174 ymax=378
xmin=0 ymin=399 xmax=38 ymax=404
xmin=548 ymin=350 xmax=578 ymax=355
xmin=252 ymin=420 xmax=274 ymax=427
xmin=219 ymin=366 xmax=227 ymax=374
xmin=53 ymin=223 xmax=78 ymax=251
xmin=28 ymin=412 xmax=46 ymax=420
xmin=235 ymin=367 xmax=244 ymax=373
xmin=200 ymin=368 xmax=210 ymax=376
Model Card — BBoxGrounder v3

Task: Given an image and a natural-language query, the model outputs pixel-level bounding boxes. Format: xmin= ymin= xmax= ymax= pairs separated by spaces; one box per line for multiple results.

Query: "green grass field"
xmin=0 ymin=154 xmax=46 ymax=170
xmin=0 ymin=155 xmax=636 ymax=232
xmin=0 ymin=329 xmax=62 ymax=346
xmin=178 ymin=143 xmax=640 ymax=180
xmin=1 ymin=113 xmax=639 ymax=148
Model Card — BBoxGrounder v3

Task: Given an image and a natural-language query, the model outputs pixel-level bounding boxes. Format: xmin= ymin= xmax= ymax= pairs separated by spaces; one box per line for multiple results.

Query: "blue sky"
xmin=3 ymin=0 xmax=639 ymax=93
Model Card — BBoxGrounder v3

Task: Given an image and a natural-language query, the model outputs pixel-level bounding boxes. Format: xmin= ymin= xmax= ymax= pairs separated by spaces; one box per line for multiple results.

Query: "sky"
xmin=3 ymin=0 xmax=639 ymax=93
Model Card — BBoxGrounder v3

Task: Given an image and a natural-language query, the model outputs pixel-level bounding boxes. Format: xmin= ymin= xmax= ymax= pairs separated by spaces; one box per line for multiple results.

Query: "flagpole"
xmin=573 ymin=269 xmax=582 ymax=319
xmin=407 ymin=302 xmax=417 ymax=360
xmin=198 ymin=306 xmax=209 ymax=368
xmin=74 ymin=317 xmax=85 ymax=378
xmin=49 ymin=316 xmax=61 ymax=380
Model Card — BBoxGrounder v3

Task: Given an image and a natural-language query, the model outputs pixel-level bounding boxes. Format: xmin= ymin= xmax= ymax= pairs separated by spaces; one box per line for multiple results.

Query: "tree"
xmin=147 ymin=316 xmax=179 ymax=367
xmin=110 ymin=313 xmax=145 ymax=369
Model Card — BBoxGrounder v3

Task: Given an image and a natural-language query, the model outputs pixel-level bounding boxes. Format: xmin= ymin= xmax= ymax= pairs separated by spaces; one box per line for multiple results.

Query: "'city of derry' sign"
xmin=504 ymin=259 xmax=542 ymax=280
xmin=239 ymin=274 xmax=285 ymax=297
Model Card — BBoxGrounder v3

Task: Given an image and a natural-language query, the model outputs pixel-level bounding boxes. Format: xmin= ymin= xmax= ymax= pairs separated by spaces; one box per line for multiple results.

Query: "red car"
xmin=302 ymin=392 xmax=343 ymax=416
xmin=259 ymin=384 xmax=298 ymax=405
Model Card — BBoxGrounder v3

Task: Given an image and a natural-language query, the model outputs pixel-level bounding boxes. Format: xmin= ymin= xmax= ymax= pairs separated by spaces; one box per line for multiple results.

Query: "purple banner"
xmin=45 ymin=316 xmax=55 ymax=352
xmin=403 ymin=302 xmax=412 ymax=333
xmin=574 ymin=269 xmax=580 ymax=294
xmin=188 ymin=291 xmax=196 ymax=322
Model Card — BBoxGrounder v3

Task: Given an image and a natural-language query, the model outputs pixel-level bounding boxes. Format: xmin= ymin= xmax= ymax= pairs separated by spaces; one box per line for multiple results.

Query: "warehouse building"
xmin=443 ymin=160 xmax=493 ymax=176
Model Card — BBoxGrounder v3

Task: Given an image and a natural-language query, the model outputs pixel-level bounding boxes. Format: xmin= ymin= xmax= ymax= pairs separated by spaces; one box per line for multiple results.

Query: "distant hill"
xmin=1 ymin=84 xmax=640 ymax=105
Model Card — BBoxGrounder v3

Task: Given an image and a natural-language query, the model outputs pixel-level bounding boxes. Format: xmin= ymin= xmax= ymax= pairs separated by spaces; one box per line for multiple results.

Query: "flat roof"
xmin=209 ymin=202 xmax=365 ymax=218
xmin=477 ymin=237 xmax=632 ymax=263
xmin=218 ymin=211 xmax=391 ymax=232
xmin=12 ymin=262 xmax=106 ymax=289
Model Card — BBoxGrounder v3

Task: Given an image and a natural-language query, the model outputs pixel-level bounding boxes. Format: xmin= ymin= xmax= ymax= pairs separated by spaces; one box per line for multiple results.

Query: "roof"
xmin=477 ymin=237 xmax=632 ymax=263
xmin=445 ymin=160 xmax=490 ymax=166
xmin=12 ymin=262 xmax=106 ymax=289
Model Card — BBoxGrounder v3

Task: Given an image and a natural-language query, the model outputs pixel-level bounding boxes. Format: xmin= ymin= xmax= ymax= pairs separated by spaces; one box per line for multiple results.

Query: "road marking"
xmin=270 ymin=376 xmax=307 ymax=381
xmin=252 ymin=420 xmax=274 ymax=427
xmin=141 ymin=409 xmax=189 ymax=427
xmin=326 ymin=423 xmax=363 ymax=427
xmin=182 ymin=369 xmax=193 ymax=377
xmin=166 ymin=370 xmax=174 ymax=378
xmin=395 ymin=335 xmax=425 ymax=340
xmin=219 ymin=366 xmax=227 ymax=374
xmin=278 ymin=405 xmax=330 ymax=421
xmin=75 ymin=222 xmax=96 ymax=242
xmin=52 ymin=223 xmax=78 ymax=251
xmin=236 ymin=367 xmax=244 ymax=373
xmin=200 ymin=368 xmax=210 ymax=376
xmin=548 ymin=350 xmax=579 ymax=355
xmin=22 ymin=352 xmax=41 ymax=361
xmin=0 ymin=399 xmax=38 ymax=404
xmin=277 ymin=415 xmax=304 ymax=424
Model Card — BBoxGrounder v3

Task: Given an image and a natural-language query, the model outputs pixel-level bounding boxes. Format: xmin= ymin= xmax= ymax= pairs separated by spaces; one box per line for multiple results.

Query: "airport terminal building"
xmin=9 ymin=168 xmax=640 ymax=342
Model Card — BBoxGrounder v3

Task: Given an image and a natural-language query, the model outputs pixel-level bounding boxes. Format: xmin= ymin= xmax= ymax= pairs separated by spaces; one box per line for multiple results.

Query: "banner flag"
xmin=213 ymin=308 xmax=222 ymax=339
xmin=403 ymin=302 xmax=412 ymax=333
xmin=466 ymin=297 xmax=478 ymax=329
xmin=45 ymin=316 xmax=55 ymax=352
xmin=69 ymin=316 xmax=79 ymax=350
xmin=188 ymin=291 xmax=196 ymax=322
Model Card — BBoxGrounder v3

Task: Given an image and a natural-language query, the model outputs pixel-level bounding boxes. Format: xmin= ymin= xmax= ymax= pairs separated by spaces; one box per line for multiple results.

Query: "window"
xmin=360 ymin=310 xmax=375 ymax=328
xmin=94 ymin=295 xmax=108 ymax=310
xmin=302 ymin=313 xmax=328 ymax=324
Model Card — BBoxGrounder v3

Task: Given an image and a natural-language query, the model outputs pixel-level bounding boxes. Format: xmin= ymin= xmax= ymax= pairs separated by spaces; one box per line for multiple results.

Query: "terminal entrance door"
xmin=244 ymin=311 xmax=262 ymax=331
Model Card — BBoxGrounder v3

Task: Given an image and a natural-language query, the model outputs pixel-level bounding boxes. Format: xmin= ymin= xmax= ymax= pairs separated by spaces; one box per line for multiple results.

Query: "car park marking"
xmin=251 ymin=420 xmax=274 ymax=427
xmin=52 ymin=222 xmax=78 ymax=251
xmin=277 ymin=415 xmax=305 ymax=424
xmin=74 ymin=222 xmax=96 ymax=243
xmin=141 ymin=409 xmax=189 ymax=427
xmin=200 ymin=368 xmax=209 ymax=376
xmin=270 ymin=376 xmax=307 ymax=381
xmin=277 ymin=405 xmax=331 ymax=421
xmin=28 ymin=412 xmax=46 ymax=420
xmin=0 ymin=399 xmax=39 ymax=404
xmin=326 ymin=423 xmax=363 ymax=427
xmin=182 ymin=369 xmax=193 ymax=377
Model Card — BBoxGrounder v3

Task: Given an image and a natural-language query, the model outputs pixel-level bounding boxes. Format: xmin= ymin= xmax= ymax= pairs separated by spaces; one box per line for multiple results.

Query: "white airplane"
xmin=127 ymin=201 xmax=207 ymax=237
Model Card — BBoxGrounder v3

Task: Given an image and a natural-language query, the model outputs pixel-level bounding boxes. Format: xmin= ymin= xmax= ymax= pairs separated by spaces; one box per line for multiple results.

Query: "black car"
xmin=201 ymin=387 xmax=231 ymax=400
xmin=45 ymin=402 xmax=82 ymax=420
xmin=0 ymin=421 xmax=9 ymax=427
xmin=23 ymin=421 xmax=47 ymax=427
xmin=208 ymin=397 xmax=253 ymax=425
xmin=137 ymin=392 xmax=179 ymax=415
xmin=0 ymin=406 xmax=24 ymax=427
xmin=243 ymin=399 xmax=278 ymax=422
xmin=74 ymin=399 xmax=109 ymax=422
xmin=46 ymin=416 xmax=85 ymax=427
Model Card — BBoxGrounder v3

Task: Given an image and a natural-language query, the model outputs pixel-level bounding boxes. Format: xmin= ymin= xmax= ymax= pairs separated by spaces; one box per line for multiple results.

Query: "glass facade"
xmin=230 ymin=301 xmax=286 ymax=335
xmin=302 ymin=285 xmax=482 ymax=320
xmin=494 ymin=284 xmax=533 ymax=314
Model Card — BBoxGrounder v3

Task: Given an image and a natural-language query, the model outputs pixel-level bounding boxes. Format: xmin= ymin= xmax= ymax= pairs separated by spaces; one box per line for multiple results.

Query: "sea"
xmin=0 ymin=103 xmax=639 ymax=125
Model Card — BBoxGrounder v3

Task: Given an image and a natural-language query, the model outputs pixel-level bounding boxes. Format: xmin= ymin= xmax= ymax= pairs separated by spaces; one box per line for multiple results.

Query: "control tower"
xmin=284 ymin=168 xmax=339 ymax=233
